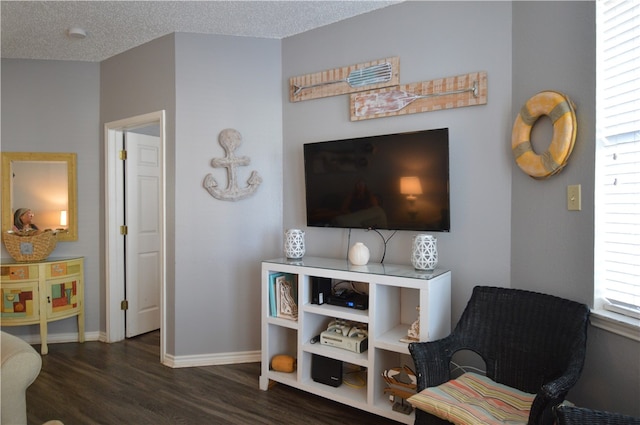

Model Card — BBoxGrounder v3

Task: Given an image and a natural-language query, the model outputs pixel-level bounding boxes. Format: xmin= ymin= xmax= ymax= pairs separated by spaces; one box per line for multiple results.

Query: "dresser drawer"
xmin=46 ymin=259 xmax=82 ymax=278
xmin=0 ymin=265 xmax=39 ymax=281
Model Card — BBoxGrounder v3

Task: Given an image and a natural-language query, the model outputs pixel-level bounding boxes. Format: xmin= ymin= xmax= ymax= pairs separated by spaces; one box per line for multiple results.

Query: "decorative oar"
xmin=355 ymin=80 xmax=479 ymax=116
xmin=293 ymin=62 xmax=392 ymax=95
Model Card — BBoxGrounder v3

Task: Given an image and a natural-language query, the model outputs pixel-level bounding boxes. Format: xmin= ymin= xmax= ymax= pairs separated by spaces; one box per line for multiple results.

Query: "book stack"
xmin=269 ymin=273 xmax=298 ymax=321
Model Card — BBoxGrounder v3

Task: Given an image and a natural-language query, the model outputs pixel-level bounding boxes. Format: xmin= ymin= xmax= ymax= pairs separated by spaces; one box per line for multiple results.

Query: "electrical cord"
xmin=332 ymin=280 xmax=367 ymax=296
xmin=343 ymin=366 xmax=367 ymax=389
xmin=367 ymin=227 xmax=397 ymax=263
xmin=450 ymin=361 xmax=486 ymax=377
xmin=346 ymin=227 xmax=398 ymax=263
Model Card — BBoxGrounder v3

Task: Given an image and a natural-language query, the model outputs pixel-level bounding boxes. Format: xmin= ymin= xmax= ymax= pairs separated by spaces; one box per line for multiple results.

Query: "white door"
xmin=124 ymin=132 xmax=162 ymax=337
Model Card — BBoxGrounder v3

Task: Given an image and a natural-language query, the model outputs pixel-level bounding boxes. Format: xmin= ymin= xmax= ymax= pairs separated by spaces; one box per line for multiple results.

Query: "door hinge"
xmin=121 ymin=300 xmax=129 ymax=310
xmin=120 ymin=225 xmax=128 ymax=235
xmin=119 ymin=150 xmax=127 ymax=160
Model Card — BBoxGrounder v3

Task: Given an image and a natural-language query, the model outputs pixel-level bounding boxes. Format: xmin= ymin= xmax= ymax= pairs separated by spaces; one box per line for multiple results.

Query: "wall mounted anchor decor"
xmin=203 ymin=128 xmax=262 ymax=201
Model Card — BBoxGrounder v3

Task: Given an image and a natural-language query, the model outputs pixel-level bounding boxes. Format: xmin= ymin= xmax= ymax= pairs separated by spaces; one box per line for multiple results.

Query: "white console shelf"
xmin=259 ymin=256 xmax=451 ymax=424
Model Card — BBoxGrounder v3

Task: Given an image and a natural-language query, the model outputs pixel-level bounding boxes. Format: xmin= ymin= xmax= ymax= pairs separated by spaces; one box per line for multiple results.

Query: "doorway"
xmin=104 ymin=111 xmax=166 ymax=364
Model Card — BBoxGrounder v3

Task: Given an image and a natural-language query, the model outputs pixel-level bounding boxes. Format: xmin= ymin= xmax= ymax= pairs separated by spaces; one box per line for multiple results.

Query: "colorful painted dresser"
xmin=1 ymin=257 xmax=84 ymax=354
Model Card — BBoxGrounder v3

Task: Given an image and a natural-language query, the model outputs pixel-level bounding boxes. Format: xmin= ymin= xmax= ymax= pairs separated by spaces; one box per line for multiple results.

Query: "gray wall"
xmin=283 ymin=1 xmax=514 ymax=320
xmin=281 ymin=0 xmax=639 ymax=417
xmin=100 ymin=32 xmax=283 ymax=356
xmin=100 ymin=33 xmax=178 ymax=350
xmin=511 ymin=2 xmax=639 ymax=415
xmin=1 ymin=59 xmax=102 ymax=338
xmin=172 ymin=33 xmax=282 ymax=355
xmin=511 ymin=2 xmax=595 ymax=304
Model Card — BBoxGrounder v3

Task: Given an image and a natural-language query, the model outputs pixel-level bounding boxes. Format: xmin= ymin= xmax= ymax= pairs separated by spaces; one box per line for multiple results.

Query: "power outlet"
xmin=567 ymin=184 xmax=581 ymax=211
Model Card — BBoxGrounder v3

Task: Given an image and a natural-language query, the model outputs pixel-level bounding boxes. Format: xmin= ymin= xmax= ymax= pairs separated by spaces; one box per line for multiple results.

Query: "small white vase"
xmin=411 ymin=234 xmax=437 ymax=271
xmin=284 ymin=229 xmax=305 ymax=259
xmin=348 ymin=242 xmax=370 ymax=266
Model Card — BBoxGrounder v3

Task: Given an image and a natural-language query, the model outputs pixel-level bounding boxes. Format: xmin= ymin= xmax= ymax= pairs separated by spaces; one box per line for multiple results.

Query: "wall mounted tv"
xmin=303 ymin=127 xmax=450 ymax=232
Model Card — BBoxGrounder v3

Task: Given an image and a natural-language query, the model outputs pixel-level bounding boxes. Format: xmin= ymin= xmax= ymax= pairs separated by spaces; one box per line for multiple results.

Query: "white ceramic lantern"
xmin=284 ymin=229 xmax=305 ymax=259
xmin=411 ymin=234 xmax=438 ymax=271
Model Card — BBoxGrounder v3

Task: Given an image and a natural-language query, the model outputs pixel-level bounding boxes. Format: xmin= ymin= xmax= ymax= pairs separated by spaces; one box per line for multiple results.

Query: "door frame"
xmin=104 ymin=110 xmax=166 ymax=363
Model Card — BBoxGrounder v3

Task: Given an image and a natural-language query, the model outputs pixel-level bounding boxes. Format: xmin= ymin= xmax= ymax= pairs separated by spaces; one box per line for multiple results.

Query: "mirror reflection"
xmin=2 ymin=152 xmax=77 ymax=241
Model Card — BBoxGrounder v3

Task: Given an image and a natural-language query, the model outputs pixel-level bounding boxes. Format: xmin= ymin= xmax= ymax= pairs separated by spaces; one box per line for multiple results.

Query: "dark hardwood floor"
xmin=27 ymin=331 xmax=397 ymax=425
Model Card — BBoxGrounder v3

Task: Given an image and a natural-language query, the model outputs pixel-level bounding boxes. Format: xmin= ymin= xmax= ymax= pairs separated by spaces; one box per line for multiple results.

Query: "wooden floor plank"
xmin=26 ymin=331 xmax=397 ymax=424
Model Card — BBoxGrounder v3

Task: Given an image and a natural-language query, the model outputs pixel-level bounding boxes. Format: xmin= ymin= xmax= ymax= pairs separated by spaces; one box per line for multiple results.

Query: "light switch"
xmin=567 ymin=184 xmax=581 ymax=211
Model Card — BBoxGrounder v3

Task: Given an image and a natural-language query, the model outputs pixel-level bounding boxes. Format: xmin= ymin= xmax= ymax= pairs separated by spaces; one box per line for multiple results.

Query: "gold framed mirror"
xmin=2 ymin=152 xmax=78 ymax=241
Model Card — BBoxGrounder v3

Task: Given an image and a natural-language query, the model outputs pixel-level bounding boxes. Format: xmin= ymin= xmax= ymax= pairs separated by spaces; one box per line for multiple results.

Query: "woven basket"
xmin=2 ymin=230 xmax=57 ymax=262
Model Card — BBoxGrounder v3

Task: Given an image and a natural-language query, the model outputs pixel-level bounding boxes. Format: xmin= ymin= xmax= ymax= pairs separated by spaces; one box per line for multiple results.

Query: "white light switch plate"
xmin=567 ymin=184 xmax=581 ymax=211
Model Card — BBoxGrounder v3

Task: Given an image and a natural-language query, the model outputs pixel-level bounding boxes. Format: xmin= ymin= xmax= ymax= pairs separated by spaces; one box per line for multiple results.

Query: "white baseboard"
xmin=163 ymin=350 xmax=261 ymax=368
xmin=10 ymin=331 xmax=102 ymax=345
xmin=5 ymin=331 xmax=260 ymax=367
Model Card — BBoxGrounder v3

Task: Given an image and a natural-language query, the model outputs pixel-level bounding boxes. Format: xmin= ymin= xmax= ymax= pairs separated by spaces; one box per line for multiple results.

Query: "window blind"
xmin=596 ymin=0 xmax=640 ymax=318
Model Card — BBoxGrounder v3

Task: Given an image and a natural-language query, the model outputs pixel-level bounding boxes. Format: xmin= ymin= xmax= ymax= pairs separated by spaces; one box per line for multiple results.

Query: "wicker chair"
xmin=408 ymin=286 xmax=590 ymax=425
xmin=555 ymin=405 xmax=640 ymax=425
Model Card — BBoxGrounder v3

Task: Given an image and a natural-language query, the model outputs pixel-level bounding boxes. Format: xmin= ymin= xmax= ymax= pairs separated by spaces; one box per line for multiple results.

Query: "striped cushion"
xmin=407 ymin=372 xmax=535 ymax=425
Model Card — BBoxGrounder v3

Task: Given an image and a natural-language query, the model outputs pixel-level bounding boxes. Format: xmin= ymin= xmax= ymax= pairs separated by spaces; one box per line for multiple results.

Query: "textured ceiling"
xmin=1 ymin=1 xmax=400 ymax=62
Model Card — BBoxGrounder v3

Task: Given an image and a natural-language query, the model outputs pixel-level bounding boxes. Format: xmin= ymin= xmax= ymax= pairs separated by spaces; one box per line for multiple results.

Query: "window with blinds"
xmin=595 ymin=0 xmax=640 ymax=319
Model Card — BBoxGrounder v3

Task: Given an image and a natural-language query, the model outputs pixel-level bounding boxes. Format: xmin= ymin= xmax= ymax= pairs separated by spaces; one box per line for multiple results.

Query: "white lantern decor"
xmin=411 ymin=234 xmax=438 ymax=271
xmin=284 ymin=229 xmax=305 ymax=259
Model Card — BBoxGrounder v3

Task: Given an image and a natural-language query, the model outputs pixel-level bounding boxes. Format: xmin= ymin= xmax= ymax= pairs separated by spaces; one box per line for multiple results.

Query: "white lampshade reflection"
xmin=400 ymin=176 xmax=423 ymax=200
xmin=60 ymin=210 xmax=68 ymax=227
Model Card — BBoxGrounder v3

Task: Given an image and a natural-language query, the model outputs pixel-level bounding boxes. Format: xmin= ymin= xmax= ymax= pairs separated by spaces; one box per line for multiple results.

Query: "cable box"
xmin=325 ymin=292 xmax=368 ymax=310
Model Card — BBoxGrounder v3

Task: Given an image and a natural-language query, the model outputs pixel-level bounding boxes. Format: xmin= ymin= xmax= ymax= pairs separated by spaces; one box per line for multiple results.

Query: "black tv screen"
xmin=303 ymin=128 xmax=450 ymax=232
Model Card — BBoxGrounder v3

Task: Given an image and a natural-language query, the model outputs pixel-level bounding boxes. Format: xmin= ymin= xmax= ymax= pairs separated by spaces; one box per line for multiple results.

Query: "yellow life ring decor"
xmin=511 ymin=90 xmax=577 ymax=179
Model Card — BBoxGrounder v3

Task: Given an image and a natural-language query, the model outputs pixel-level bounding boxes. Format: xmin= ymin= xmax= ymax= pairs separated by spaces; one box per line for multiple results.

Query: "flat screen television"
xmin=303 ymin=128 xmax=450 ymax=232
